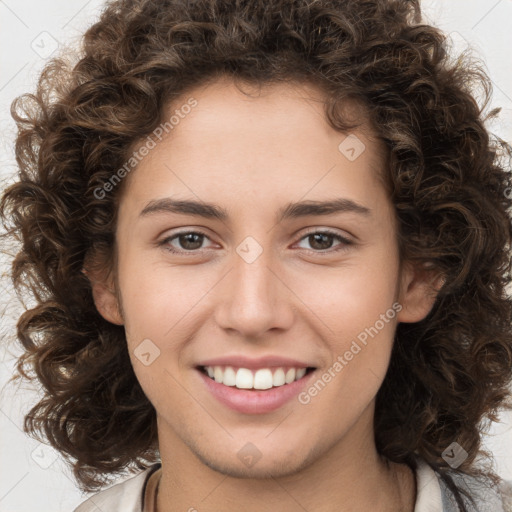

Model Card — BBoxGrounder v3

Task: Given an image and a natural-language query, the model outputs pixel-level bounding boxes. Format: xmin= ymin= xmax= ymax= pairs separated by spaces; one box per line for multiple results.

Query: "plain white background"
xmin=1 ymin=1 xmax=512 ymax=511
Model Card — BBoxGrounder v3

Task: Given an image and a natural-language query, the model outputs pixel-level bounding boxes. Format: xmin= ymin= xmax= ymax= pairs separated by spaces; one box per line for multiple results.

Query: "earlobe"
xmin=396 ymin=262 xmax=445 ymax=324
xmin=82 ymin=266 xmax=124 ymax=326
xmin=91 ymin=282 xmax=124 ymax=325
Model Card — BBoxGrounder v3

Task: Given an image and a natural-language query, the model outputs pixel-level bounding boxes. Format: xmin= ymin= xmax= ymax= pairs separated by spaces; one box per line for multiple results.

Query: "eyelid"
xmin=298 ymin=227 xmax=353 ymax=243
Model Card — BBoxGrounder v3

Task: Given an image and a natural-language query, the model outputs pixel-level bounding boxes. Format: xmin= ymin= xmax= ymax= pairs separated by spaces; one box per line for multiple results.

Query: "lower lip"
xmin=197 ymin=368 xmax=316 ymax=414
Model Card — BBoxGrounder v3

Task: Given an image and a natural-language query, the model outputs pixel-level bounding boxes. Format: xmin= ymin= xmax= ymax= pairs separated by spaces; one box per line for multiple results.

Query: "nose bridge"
xmin=215 ymin=233 xmax=291 ymax=337
xmin=232 ymin=234 xmax=276 ymax=307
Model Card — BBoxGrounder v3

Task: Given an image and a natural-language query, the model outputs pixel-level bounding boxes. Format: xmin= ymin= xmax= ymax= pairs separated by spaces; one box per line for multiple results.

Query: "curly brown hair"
xmin=1 ymin=0 xmax=512 ymax=508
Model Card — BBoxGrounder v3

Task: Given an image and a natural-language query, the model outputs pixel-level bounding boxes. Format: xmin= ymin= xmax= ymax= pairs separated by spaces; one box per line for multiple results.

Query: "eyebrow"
xmin=139 ymin=197 xmax=371 ymax=223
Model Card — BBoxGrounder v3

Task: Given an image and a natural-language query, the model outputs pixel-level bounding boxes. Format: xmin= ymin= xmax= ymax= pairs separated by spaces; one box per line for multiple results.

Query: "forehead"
xmin=164 ymin=76 xmax=376 ymax=153
xmin=119 ymin=76 xmax=389 ymax=219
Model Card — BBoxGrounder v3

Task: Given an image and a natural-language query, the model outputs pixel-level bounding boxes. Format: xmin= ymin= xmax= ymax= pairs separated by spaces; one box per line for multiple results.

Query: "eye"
xmin=295 ymin=229 xmax=353 ymax=253
xmin=159 ymin=231 xmax=212 ymax=254
xmin=159 ymin=229 xmax=353 ymax=255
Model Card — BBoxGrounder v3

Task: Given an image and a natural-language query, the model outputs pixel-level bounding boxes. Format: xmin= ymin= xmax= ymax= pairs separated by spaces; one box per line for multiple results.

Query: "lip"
xmin=196 ymin=355 xmax=314 ymax=370
xmin=196 ymin=366 xmax=316 ymax=414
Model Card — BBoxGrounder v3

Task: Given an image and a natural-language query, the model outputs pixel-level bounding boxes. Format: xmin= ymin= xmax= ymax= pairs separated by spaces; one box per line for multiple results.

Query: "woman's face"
xmin=94 ymin=77 xmax=434 ymax=478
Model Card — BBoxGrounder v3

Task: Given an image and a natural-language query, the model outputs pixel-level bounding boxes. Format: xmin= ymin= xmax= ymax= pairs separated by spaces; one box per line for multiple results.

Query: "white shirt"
xmin=73 ymin=456 xmax=511 ymax=512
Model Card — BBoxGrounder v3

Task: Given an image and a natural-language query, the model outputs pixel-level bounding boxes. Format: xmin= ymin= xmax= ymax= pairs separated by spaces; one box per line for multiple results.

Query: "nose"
xmin=213 ymin=239 xmax=294 ymax=340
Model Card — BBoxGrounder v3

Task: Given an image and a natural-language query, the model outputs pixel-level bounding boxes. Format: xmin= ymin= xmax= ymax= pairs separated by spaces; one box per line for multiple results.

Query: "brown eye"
xmin=296 ymin=230 xmax=353 ymax=253
xmin=160 ymin=231 xmax=211 ymax=253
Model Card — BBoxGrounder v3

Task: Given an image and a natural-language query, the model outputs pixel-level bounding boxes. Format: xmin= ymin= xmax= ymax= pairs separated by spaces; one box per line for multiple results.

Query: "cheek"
xmin=299 ymin=299 xmax=399 ymax=428
xmin=292 ymin=246 xmax=400 ymax=405
xmin=289 ymin=251 xmax=400 ymax=343
xmin=117 ymin=250 xmax=213 ymax=343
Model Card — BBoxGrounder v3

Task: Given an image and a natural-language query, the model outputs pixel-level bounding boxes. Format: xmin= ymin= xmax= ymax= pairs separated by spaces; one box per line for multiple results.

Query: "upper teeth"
xmin=204 ymin=366 xmax=308 ymax=390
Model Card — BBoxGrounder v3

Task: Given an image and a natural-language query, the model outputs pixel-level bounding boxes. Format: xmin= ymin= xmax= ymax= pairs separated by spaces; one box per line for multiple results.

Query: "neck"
xmin=155 ymin=407 xmax=416 ymax=512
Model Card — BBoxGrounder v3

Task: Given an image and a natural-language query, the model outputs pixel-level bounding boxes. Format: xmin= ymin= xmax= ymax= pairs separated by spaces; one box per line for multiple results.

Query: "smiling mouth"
xmin=197 ymin=365 xmax=316 ymax=390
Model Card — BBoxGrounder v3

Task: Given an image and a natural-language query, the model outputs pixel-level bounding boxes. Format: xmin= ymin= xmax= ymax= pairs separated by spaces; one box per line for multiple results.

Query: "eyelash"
xmin=158 ymin=229 xmax=353 ymax=256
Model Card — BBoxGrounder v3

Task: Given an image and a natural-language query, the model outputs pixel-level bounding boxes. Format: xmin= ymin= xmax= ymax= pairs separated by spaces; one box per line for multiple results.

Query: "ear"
xmin=82 ymin=259 xmax=124 ymax=326
xmin=396 ymin=261 xmax=445 ymax=323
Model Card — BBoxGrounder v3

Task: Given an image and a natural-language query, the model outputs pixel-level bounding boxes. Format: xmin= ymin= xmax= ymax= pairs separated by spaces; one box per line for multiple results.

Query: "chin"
xmin=196 ymin=451 xmax=310 ymax=480
xmin=183 ymin=434 xmax=312 ymax=479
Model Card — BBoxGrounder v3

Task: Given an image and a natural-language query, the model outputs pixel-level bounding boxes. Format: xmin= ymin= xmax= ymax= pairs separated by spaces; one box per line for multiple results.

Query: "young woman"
xmin=1 ymin=0 xmax=512 ymax=511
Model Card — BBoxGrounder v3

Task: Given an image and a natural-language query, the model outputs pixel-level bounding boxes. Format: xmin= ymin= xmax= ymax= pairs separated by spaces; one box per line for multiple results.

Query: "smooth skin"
xmin=90 ymin=76 xmax=441 ymax=512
